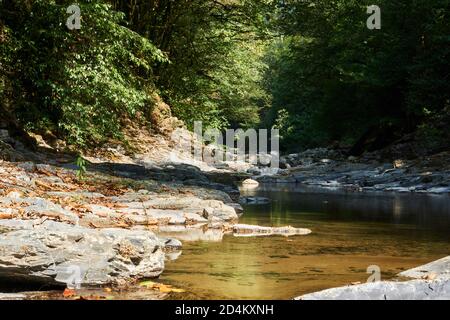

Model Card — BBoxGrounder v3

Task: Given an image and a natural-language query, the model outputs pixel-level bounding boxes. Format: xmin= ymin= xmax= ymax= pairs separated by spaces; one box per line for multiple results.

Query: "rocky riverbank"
xmin=1 ymin=118 xmax=448 ymax=299
xmin=0 ymin=155 xmax=310 ymax=299
xmin=0 ymin=158 xmax=235 ymax=296
xmin=0 ymin=114 xmax=320 ymax=299
xmin=254 ymin=148 xmax=450 ymax=195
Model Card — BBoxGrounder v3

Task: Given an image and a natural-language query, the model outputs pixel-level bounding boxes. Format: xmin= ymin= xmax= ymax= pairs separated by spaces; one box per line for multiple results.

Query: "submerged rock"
xmin=232 ymin=224 xmax=311 ymax=237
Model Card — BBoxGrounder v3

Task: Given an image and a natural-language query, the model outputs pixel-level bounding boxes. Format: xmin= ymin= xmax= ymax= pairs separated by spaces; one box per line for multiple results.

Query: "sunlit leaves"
xmin=1 ymin=0 xmax=166 ymax=147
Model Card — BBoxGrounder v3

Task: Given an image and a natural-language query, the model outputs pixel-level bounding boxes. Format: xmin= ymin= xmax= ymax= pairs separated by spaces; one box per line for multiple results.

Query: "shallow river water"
xmin=161 ymin=184 xmax=450 ymax=300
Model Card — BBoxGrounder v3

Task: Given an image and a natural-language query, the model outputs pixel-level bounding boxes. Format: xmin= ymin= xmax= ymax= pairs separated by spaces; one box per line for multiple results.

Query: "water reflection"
xmin=244 ymin=184 xmax=450 ymax=232
xmin=161 ymin=185 xmax=450 ymax=299
xmin=157 ymin=225 xmax=225 ymax=242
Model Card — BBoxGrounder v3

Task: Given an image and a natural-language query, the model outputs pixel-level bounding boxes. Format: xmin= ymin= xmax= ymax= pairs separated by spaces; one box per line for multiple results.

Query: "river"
xmin=161 ymin=184 xmax=450 ymax=299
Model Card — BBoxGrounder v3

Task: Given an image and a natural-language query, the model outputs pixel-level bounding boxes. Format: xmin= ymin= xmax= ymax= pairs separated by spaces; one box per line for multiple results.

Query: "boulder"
xmin=0 ymin=219 xmax=179 ymax=287
xmin=241 ymin=179 xmax=259 ymax=187
xmin=121 ymin=196 xmax=238 ymax=223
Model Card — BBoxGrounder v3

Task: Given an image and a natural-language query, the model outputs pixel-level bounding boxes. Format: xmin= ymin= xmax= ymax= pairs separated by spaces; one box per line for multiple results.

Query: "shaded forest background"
xmin=0 ymin=0 xmax=449 ymax=154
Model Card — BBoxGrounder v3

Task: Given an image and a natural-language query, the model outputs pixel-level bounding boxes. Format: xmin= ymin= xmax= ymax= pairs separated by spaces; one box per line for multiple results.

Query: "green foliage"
xmin=1 ymin=0 xmax=448 ymax=154
xmin=110 ymin=0 xmax=275 ymax=130
xmin=264 ymin=0 xmax=450 ymax=151
xmin=1 ymin=0 xmax=275 ymax=143
xmin=75 ymin=154 xmax=87 ymax=180
xmin=1 ymin=0 xmax=166 ymax=147
xmin=167 ymin=40 xmax=270 ymax=131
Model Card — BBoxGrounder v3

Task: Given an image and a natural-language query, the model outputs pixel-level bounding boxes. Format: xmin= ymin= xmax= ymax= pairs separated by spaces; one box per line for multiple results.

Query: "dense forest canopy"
xmin=0 ymin=0 xmax=449 ymax=153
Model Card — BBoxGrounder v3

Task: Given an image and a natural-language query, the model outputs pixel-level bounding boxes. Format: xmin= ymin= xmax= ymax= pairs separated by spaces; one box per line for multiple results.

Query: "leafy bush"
xmin=1 ymin=0 xmax=167 ymax=147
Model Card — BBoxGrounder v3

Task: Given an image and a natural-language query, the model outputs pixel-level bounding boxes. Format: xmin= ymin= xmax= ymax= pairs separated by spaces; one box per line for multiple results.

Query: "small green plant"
xmin=75 ymin=154 xmax=87 ymax=180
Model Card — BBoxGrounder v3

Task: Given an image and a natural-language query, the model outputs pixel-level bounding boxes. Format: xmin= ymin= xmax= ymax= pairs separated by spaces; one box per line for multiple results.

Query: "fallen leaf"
xmin=158 ymin=285 xmax=173 ymax=293
xmin=63 ymin=288 xmax=76 ymax=298
xmin=0 ymin=213 xmax=13 ymax=219
xmin=34 ymin=180 xmax=53 ymax=190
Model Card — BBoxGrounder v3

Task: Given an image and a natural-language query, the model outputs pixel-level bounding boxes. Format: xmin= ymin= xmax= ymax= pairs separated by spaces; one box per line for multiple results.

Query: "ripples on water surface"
xmin=161 ymin=184 xmax=450 ymax=299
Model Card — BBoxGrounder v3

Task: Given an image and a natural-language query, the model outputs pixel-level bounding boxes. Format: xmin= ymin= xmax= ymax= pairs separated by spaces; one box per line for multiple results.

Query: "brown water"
xmin=161 ymin=185 xmax=450 ymax=300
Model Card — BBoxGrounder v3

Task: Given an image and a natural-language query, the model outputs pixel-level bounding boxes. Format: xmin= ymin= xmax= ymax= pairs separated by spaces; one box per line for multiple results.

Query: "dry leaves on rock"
xmin=63 ymin=288 xmax=76 ymax=298
xmin=0 ymin=212 xmax=13 ymax=219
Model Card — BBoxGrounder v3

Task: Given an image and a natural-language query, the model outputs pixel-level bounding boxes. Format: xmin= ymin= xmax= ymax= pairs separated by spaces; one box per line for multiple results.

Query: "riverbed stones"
xmin=256 ymin=149 xmax=450 ymax=195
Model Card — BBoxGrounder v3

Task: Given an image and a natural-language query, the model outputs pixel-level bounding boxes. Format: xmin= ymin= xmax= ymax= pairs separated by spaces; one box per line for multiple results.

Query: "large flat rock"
xmin=0 ymin=219 xmax=179 ymax=287
xmin=296 ymin=279 xmax=450 ymax=300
